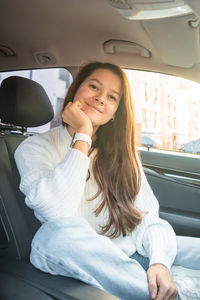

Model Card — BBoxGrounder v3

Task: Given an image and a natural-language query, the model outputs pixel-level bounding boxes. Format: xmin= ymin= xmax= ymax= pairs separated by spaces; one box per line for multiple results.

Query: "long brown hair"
xmin=63 ymin=62 xmax=141 ymax=238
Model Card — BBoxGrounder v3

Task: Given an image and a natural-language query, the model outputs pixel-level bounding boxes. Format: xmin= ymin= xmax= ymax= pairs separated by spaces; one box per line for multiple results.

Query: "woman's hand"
xmin=147 ymin=263 xmax=178 ymax=300
xmin=62 ymin=100 xmax=93 ymax=137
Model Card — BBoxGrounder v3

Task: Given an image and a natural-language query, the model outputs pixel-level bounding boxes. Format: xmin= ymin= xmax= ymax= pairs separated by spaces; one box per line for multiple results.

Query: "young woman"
xmin=15 ymin=62 xmax=200 ymax=300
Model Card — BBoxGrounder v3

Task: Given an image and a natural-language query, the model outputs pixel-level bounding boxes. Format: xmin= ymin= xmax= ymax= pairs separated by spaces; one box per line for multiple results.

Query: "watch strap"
xmin=70 ymin=132 xmax=92 ymax=149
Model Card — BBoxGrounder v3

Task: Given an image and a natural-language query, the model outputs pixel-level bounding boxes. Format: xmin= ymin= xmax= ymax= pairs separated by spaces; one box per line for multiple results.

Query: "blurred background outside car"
xmin=177 ymin=138 xmax=200 ymax=154
xmin=142 ymin=135 xmax=162 ymax=149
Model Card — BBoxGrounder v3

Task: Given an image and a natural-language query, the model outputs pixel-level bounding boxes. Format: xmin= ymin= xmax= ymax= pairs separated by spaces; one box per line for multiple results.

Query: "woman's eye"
xmin=89 ymin=84 xmax=98 ymax=90
xmin=109 ymin=95 xmax=117 ymax=101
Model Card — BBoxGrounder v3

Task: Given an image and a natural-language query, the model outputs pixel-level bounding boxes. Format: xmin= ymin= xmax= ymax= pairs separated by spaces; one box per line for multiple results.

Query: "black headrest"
xmin=0 ymin=76 xmax=54 ymax=127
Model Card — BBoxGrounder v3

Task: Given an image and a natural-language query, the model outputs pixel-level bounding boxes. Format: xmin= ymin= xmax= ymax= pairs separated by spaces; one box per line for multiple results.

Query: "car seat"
xmin=0 ymin=76 xmax=118 ymax=300
xmin=0 ymin=76 xmax=54 ymax=260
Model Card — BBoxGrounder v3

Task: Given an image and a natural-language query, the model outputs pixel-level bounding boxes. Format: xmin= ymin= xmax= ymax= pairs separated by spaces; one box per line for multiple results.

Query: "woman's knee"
xmin=31 ymin=217 xmax=98 ymax=257
xmin=175 ymin=236 xmax=200 ymax=269
xmin=30 ymin=217 xmax=96 ymax=273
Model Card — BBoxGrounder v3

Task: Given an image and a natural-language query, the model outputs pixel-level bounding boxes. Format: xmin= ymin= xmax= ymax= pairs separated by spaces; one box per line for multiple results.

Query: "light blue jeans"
xmin=30 ymin=217 xmax=199 ymax=300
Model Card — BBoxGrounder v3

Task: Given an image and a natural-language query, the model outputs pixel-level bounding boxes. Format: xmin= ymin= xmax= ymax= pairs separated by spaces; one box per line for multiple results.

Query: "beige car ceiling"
xmin=1 ymin=0 xmax=200 ymax=82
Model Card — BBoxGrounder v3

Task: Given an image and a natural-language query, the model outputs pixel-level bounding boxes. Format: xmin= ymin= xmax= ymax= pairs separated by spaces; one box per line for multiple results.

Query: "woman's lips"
xmin=85 ymin=102 xmax=102 ymax=113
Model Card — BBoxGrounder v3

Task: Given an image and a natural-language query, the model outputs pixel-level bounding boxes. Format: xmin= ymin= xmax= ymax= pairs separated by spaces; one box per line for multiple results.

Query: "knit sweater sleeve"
xmin=134 ymin=158 xmax=177 ymax=271
xmin=14 ymin=131 xmax=90 ymax=222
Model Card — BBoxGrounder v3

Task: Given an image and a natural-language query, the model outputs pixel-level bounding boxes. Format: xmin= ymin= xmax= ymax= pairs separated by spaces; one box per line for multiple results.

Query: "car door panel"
xmin=140 ymin=148 xmax=200 ymax=237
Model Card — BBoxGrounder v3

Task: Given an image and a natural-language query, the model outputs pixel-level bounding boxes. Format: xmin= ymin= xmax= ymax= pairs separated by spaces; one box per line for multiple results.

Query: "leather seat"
xmin=0 ymin=76 xmax=54 ymax=260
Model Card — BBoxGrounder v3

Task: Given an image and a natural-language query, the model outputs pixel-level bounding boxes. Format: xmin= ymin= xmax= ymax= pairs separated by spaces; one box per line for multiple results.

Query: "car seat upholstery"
xmin=0 ymin=76 xmax=54 ymax=261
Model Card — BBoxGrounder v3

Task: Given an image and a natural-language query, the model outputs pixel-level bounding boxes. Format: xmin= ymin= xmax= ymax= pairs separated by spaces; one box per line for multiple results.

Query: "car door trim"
xmin=143 ymin=165 xmax=200 ymax=188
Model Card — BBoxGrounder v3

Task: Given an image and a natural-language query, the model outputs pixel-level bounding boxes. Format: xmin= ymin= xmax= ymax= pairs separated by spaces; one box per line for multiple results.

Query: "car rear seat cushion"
xmin=0 ymin=258 xmax=119 ymax=300
xmin=0 ymin=135 xmax=41 ymax=260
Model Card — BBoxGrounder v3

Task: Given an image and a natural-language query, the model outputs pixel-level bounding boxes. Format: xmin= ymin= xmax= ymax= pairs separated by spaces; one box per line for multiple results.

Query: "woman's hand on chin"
xmin=62 ymin=101 xmax=93 ymax=137
xmin=147 ymin=263 xmax=178 ymax=300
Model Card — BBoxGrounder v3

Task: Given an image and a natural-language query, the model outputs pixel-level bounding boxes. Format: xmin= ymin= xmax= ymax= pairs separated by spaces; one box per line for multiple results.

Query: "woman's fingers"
xmin=62 ymin=100 xmax=93 ymax=136
xmin=65 ymin=101 xmax=72 ymax=108
xmin=148 ymin=275 xmax=158 ymax=299
xmin=147 ymin=264 xmax=178 ymax=300
xmin=75 ymin=99 xmax=83 ymax=108
xmin=155 ymin=283 xmax=178 ymax=300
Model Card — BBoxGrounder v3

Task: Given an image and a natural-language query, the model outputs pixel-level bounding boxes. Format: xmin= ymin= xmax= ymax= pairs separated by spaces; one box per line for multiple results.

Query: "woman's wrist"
xmin=77 ymin=125 xmax=93 ymax=137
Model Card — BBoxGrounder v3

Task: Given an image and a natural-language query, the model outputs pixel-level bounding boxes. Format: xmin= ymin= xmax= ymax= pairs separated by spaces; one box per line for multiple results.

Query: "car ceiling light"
xmin=107 ymin=0 xmax=194 ymax=20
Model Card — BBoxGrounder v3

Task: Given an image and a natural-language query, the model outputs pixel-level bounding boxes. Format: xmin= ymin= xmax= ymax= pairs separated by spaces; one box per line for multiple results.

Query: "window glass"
xmin=124 ymin=69 xmax=200 ymax=155
xmin=0 ymin=68 xmax=73 ymax=133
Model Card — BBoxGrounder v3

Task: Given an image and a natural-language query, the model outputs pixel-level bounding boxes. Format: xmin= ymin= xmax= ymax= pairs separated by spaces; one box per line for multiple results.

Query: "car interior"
xmin=0 ymin=0 xmax=200 ymax=299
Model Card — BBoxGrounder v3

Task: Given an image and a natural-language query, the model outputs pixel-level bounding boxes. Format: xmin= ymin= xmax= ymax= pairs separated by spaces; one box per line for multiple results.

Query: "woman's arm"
xmin=14 ymin=132 xmax=90 ymax=222
xmin=15 ymin=99 xmax=94 ymax=223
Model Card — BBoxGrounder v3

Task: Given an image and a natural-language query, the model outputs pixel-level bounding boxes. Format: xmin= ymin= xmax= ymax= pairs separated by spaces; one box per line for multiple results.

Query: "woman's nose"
xmin=95 ymin=97 xmax=104 ymax=105
xmin=95 ymin=93 xmax=106 ymax=105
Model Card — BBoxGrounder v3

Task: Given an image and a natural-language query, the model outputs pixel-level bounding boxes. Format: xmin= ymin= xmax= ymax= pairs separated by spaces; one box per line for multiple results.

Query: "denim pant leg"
xmin=30 ymin=217 xmax=151 ymax=300
xmin=130 ymin=252 xmax=150 ymax=271
xmin=175 ymin=236 xmax=200 ymax=270
xmin=131 ymin=235 xmax=200 ymax=271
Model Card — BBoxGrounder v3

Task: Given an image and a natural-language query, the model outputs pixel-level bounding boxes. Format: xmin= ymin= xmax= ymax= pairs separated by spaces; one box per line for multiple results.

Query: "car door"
xmin=140 ymin=148 xmax=200 ymax=237
xmin=125 ymin=68 xmax=200 ymax=238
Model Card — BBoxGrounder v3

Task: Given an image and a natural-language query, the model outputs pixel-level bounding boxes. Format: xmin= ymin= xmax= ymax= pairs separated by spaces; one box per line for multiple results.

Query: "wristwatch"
xmin=70 ymin=132 xmax=92 ymax=149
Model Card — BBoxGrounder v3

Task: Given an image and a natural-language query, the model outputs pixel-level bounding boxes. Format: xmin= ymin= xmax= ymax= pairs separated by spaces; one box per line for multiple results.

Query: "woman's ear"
xmin=112 ymin=113 xmax=116 ymax=120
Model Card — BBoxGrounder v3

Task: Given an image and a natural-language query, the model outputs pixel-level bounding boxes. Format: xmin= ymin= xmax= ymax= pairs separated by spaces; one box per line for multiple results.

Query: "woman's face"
xmin=73 ymin=68 xmax=122 ymax=129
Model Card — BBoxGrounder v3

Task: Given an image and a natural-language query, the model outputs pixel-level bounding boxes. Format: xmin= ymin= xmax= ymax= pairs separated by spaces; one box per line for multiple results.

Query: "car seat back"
xmin=0 ymin=76 xmax=54 ymax=260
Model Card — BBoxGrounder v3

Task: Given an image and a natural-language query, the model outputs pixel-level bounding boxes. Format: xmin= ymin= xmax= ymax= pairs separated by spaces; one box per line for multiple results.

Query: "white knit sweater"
xmin=14 ymin=125 xmax=177 ymax=271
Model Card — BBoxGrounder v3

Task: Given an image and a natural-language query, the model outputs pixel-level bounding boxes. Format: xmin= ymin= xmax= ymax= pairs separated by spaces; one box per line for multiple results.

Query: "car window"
xmin=1 ymin=67 xmax=200 ymax=157
xmin=124 ymin=69 xmax=200 ymax=156
xmin=0 ymin=68 xmax=73 ymax=133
